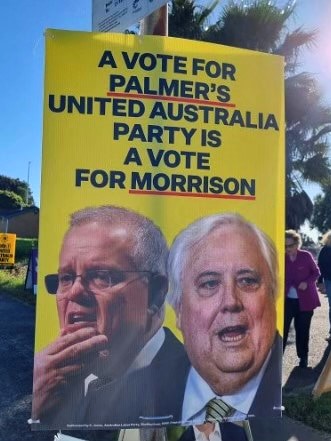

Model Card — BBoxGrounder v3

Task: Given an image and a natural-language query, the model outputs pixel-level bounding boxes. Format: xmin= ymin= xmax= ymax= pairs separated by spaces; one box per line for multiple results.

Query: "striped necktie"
xmin=205 ymin=398 xmax=235 ymax=422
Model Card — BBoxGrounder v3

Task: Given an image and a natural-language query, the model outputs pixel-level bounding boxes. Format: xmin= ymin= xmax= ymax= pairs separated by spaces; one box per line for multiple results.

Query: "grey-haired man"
xmin=167 ymin=213 xmax=282 ymax=425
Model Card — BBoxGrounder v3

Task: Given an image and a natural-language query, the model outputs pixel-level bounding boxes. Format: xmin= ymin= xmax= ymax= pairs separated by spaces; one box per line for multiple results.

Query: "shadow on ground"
xmin=283 ymin=343 xmax=331 ymax=395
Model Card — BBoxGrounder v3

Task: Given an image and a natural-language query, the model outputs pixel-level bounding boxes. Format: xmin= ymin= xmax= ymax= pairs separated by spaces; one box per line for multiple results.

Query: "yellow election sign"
xmin=0 ymin=233 xmax=16 ymax=265
xmin=33 ymin=30 xmax=284 ymax=431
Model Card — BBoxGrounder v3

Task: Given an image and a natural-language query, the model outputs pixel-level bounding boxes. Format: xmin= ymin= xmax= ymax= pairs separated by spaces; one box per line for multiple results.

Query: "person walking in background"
xmin=284 ymin=230 xmax=321 ymax=368
xmin=317 ymin=231 xmax=331 ymax=343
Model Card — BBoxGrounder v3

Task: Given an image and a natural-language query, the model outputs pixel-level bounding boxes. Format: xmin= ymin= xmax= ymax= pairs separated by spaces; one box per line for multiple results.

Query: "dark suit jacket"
xmin=178 ymin=423 xmax=248 ymax=441
xmin=83 ymin=327 xmax=190 ymax=428
xmin=37 ymin=327 xmax=189 ymax=430
xmin=248 ymin=333 xmax=282 ymax=419
xmin=84 ymin=331 xmax=281 ymax=427
xmin=37 ymin=330 xmax=281 ymax=430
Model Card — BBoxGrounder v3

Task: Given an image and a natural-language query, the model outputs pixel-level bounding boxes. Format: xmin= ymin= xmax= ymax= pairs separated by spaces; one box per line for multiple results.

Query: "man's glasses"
xmin=45 ymin=269 xmax=152 ymax=294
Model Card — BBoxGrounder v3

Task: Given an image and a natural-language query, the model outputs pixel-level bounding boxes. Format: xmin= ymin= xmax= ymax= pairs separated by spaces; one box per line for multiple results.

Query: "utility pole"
xmin=140 ymin=3 xmax=168 ymax=36
xmin=26 ymin=161 xmax=31 ymax=205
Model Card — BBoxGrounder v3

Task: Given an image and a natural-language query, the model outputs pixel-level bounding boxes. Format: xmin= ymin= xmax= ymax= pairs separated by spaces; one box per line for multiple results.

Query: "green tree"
xmin=0 ymin=174 xmax=34 ymax=206
xmin=0 ymin=190 xmax=26 ymax=209
xmin=169 ymin=0 xmax=331 ymax=229
xmin=311 ymin=184 xmax=331 ymax=234
xmin=205 ymin=0 xmax=331 ymax=229
xmin=285 ymin=71 xmax=331 ymax=228
xmin=168 ymin=0 xmax=218 ymax=40
xmin=203 ymin=0 xmax=295 ymax=50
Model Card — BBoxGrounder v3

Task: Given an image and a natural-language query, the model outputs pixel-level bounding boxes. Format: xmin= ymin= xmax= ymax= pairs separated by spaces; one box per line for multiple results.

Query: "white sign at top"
xmin=92 ymin=0 xmax=167 ymax=32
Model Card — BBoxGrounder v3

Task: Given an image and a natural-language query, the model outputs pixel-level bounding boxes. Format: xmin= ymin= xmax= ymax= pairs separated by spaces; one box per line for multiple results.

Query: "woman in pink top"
xmin=284 ymin=230 xmax=320 ymax=368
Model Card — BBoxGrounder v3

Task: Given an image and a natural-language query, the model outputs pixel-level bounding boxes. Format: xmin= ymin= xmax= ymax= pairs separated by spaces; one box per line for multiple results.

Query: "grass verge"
xmin=284 ymin=392 xmax=331 ymax=434
xmin=0 ymin=262 xmax=36 ymax=305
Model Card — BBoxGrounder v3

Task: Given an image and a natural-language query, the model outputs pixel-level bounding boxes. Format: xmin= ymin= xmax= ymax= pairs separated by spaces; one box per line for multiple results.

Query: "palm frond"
xmin=275 ymin=27 xmax=317 ymax=57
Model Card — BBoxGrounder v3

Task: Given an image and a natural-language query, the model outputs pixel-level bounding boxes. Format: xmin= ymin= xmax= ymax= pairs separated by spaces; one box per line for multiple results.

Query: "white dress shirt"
xmin=193 ymin=422 xmax=223 ymax=441
xmin=182 ymin=351 xmax=271 ymax=424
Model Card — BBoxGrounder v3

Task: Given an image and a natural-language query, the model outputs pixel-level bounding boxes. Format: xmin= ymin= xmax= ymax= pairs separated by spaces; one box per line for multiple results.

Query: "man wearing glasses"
xmin=32 ymin=205 xmax=187 ymax=429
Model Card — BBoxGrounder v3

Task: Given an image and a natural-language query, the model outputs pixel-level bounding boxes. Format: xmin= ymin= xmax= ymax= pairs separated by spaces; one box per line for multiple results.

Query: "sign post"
xmin=140 ymin=3 xmax=168 ymax=36
xmin=25 ymin=248 xmax=38 ymax=294
xmin=92 ymin=0 xmax=168 ymax=33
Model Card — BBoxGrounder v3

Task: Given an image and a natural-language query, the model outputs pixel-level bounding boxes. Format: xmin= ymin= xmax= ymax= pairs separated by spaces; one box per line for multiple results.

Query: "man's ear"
xmin=148 ymin=274 xmax=168 ymax=313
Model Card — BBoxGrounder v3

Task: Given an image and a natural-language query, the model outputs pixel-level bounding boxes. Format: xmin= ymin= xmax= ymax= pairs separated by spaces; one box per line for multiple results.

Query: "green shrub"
xmin=0 ymin=190 xmax=26 ymax=209
xmin=284 ymin=392 xmax=331 ymax=434
xmin=0 ymin=263 xmax=36 ymax=305
xmin=15 ymin=237 xmax=38 ymax=262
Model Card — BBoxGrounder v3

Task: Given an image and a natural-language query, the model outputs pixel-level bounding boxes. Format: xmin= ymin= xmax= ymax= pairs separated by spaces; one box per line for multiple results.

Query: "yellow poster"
xmin=32 ymin=30 xmax=284 ymax=431
xmin=0 ymin=233 xmax=16 ymax=265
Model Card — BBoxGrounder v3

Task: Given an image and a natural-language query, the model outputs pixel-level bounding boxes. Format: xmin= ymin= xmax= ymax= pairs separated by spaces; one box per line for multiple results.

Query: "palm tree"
xmin=311 ymin=181 xmax=331 ymax=233
xmin=203 ymin=0 xmax=295 ymax=51
xmin=169 ymin=0 xmax=331 ymax=229
xmin=285 ymin=72 xmax=331 ymax=228
xmin=168 ymin=0 xmax=218 ymax=40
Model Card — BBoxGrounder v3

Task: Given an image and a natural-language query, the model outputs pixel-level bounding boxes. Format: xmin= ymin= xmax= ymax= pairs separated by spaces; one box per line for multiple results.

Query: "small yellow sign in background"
xmin=0 ymin=233 xmax=16 ymax=265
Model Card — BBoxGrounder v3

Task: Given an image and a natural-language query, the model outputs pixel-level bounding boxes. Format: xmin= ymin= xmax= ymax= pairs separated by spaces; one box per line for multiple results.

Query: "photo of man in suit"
xmin=32 ymin=205 xmax=186 ymax=430
xmin=167 ymin=212 xmax=282 ymax=425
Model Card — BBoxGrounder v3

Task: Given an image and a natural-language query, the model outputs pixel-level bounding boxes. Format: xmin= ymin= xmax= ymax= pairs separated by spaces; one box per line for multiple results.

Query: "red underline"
xmin=129 ymin=189 xmax=255 ymax=200
xmin=107 ymin=92 xmax=236 ymax=108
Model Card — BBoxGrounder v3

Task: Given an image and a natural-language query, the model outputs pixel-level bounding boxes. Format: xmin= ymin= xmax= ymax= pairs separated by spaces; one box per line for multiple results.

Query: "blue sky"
xmin=1 ymin=0 xmax=330 ymax=207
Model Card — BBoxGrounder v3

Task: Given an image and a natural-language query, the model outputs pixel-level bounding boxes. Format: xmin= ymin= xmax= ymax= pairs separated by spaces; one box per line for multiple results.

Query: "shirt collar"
xmin=85 ymin=327 xmax=165 ymax=395
xmin=127 ymin=327 xmax=165 ymax=374
xmin=182 ymin=350 xmax=271 ymax=423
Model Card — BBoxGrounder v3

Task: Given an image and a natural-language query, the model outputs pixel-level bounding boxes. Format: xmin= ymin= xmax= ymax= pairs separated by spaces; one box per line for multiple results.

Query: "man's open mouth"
xmin=218 ymin=325 xmax=248 ymax=343
xmin=68 ymin=312 xmax=97 ymax=325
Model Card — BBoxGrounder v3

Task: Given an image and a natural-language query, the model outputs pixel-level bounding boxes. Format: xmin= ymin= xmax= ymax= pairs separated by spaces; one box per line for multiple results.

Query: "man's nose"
xmin=220 ymin=278 xmax=243 ymax=313
xmin=66 ymin=276 xmax=91 ymax=303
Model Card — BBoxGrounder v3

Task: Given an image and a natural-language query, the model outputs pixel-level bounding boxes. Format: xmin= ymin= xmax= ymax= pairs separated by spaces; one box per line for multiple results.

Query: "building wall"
xmin=5 ymin=211 xmax=39 ymax=238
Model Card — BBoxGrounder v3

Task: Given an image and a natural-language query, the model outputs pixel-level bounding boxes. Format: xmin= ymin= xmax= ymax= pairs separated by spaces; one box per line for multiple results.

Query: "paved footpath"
xmin=1 ymin=291 xmax=331 ymax=441
xmin=250 ymin=292 xmax=331 ymax=441
xmin=0 ymin=292 xmax=56 ymax=441
xmin=250 ymin=414 xmax=331 ymax=441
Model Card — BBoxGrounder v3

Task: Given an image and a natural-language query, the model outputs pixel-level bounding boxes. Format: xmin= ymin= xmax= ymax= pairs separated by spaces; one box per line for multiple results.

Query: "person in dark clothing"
xmin=318 ymin=230 xmax=331 ymax=343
